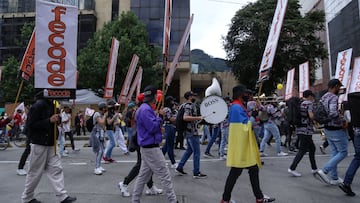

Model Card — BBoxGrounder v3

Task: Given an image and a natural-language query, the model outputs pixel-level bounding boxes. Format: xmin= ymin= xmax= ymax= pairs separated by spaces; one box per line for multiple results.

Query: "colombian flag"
xmin=226 ymin=102 xmax=261 ymax=168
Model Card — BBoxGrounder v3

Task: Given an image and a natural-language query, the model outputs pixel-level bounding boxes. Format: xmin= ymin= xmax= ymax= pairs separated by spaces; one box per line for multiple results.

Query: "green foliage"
xmin=77 ymin=11 xmax=162 ymax=96
xmin=15 ymin=22 xmax=35 ymax=47
xmin=0 ymin=56 xmax=34 ymax=105
xmin=191 ymin=49 xmax=230 ymax=73
xmin=224 ymin=0 xmax=327 ymax=94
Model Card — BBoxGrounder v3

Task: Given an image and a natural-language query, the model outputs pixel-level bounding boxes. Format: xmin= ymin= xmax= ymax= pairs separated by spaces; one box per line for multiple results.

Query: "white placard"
xmin=285 ymin=68 xmax=295 ymax=100
xmin=335 ymin=48 xmax=353 ymax=88
xmin=299 ymin=61 xmax=310 ymax=98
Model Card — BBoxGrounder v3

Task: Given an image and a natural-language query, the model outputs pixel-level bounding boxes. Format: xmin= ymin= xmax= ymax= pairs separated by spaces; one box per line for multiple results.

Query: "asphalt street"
xmin=0 ymin=134 xmax=359 ymax=203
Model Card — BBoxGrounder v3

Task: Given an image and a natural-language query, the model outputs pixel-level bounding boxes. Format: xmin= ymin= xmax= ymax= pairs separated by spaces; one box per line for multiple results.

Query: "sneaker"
xmin=311 ymin=169 xmax=319 ymax=174
xmin=118 ymin=181 xmax=130 ymax=197
xmin=288 ymin=169 xmax=301 ymax=177
xmin=145 ymin=185 xmax=163 ymax=195
xmin=61 ymin=153 xmax=69 ymax=158
xmin=339 ymin=182 xmax=356 ymax=196
xmin=17 ymin=169 xmax=27 ymax=176
xmin=60 ymin=196 xmax=77 ymax=203
xmin=171 ymin=163 xmax=178 ymax=169
xmin=94 ymin=168 xmax=103 ymax=175
xmin=27 ymin=199 xmax=42 ymax=203
xmin=193 ymin=172 xmax=207 ymax=179
xmin=108 ymin=158 xmax=115 ymax=163
xmin=73 ymin=148 xmax=80 ymax=151
xmin=220 ymin=155 xmax=227 ymax=160
xmin=315 ymin=169 xmax=330 ymax=184
xmin=277 ymin=151 xmax=288 ymax=156
xmin=263 ymin=194 xmax=276 ymax=202
xmin=99 ymin=166 xmax=106 ymax=172
xmin=330 ymin=177 xmax=343 ymax=185
xmin=260 ymin=152 xmax=268 ymax=157
xmin=64 ymin=150 xmax=69 ymax=154
xmin=175 ymin=168 xmax=187 ymax=175
xmin=204 ymin=152 xmax=214 ymax=158
xmin=319 ymin=145 xmax=326 ymax=154
xmin=124 ymin=152 xmax=130 ymax=155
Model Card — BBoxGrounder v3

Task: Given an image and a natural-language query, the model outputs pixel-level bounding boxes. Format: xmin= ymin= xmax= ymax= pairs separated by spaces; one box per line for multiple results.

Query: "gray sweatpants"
xmin=132 ymin=147 xmax=177 ymax=203
xmin=22 ymin=144 xmax=68 ymax=203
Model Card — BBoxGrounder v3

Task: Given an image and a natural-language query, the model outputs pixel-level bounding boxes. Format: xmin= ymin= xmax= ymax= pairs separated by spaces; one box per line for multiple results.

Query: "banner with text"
xmin=285 ymin=68 xmax=295 ymax=100
xmin=163 ymin=0 xmax=172 ymax=57
xmin=35 ymin=0 xmax=78 ymax=98
xmin=258 ymin=0 xmax=288 ymax=82
xmin=104 ymin=37 xmax=120 ymax=99
xmin=349 ymin=57 xmax=360 ymax=93
xmin=166 ymin=14 xmax=194 ymax=86
xmin=335 ymin=48 xmax=353 ymax=88
xmin=118 ymin=54 xmax=139 ymax=104
xmin=340 ymin=71 xmax=352 ymax=102
xmin=126 ymin=67 xmax=143 ymax=104
xmin=299 ymin=61 xmax=309 ymax=98
xmin=20 ymin=29 xmax=35 ymax=81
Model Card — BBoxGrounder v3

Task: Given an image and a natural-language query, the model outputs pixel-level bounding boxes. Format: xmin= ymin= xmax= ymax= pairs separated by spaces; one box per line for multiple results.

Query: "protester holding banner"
xmin=21 ymin=91 xmax=76 ymax=203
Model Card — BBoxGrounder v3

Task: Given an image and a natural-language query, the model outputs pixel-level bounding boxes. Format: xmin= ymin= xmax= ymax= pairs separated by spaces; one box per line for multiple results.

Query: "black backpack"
xmin=286 ymin=97 xmax=302 ymax=126
xmin=176 ymin=103 xmax=191 ymax=132
xmin=86 ymin=115 xmax=94 ymax=132
xmin=313 ymin=102 xmax=330 ymax=124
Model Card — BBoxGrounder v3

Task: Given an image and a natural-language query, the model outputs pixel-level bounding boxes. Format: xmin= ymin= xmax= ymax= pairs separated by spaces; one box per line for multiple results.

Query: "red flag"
xmin=118 ymin=54 xmax=139 ymax=104
xmin=20 ymin=29 xmax=35 ymax=81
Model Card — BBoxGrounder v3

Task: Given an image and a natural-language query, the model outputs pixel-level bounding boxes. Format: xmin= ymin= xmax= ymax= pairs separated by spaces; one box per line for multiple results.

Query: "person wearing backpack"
xmin=288 ymin=90 xmax=318 ymax=177
xmin=175 ymin=91 xmax=207 ymax=179
xmin=315 ymin=79 xmax=349 ymax=185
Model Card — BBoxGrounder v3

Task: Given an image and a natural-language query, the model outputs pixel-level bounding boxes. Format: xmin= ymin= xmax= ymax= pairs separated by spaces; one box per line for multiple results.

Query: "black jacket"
xmin=27 ymin=99 xmax=57 ymax=146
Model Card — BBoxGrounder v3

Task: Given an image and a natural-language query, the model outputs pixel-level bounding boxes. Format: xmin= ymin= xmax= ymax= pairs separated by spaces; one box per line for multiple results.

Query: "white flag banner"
xmin=35 ymin=0 xmax=78 ymax=89
xmin=104 ymin=37 xmax=120 ymax=99
xmin=299 ymin=61 xmax=310 ymax=98
xmin=258 ymin=0 xmax=288 ymax=82
xmin=163 ymin=0 xmax=172 ymax=56
xmin=85 ymin=107 xmax=95 ymax=117
xmin=126 ymin=67 xmax=143 ymax=104
xmin=340 ymin=71 xmax=352 ymax=102
xmin=118 ymin=54 xmax=139 ymax=104
xmin=335 ymin=48 xmax=353 ymax=88
xmin=285 ymin=68 xmax=295 ymax=100
xmin=166 ymin=14 xmax=194 ymax=86
xmin=349 ymin=57 xmax=360 ymax=93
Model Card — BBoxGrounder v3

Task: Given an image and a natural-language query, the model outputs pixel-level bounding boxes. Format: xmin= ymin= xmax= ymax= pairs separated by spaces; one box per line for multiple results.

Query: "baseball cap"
xmin=232 ymin=84 xmax=247 ymax=99
xmin=184 ymin=91 xmax=197 ymax=99
xmin=328 ymin=79 xmax=343 ymax=88
xmin=143 ymin=85 xmax=157 ymax=102
xmin=98 ymin=102 xmax=107 ymax=109
xmin=303 ymin=90 xmax=315 ymax=98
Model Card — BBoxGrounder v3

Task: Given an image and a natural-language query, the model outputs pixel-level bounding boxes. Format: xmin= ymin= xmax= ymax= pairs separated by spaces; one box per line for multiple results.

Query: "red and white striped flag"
xmin=118 ymin=54 xmax=139 ymax=104
xmin=163 ymin=0 xmax=172 ymax=57
xmin=104 ymin=37 xmax=120 ymax=99
xmin=126 ymin=67 xmax=143 ymax=104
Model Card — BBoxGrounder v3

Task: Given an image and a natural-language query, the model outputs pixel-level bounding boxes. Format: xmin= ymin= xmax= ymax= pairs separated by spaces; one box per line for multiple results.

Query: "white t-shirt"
xmin=61 ymin=112 xmax=71 ymax=132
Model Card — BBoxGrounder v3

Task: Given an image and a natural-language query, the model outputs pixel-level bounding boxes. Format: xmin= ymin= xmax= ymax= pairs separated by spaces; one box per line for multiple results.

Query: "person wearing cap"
xmin=132 ymin=85 xmax=177 ymax=203
xmin=91 ymin=102 xmax=107 ymax=175
xmin=288 ymin=90 xmax=318 ymax=177
xmin=21 ymin=92 xmax=76 ymax=203
xmin=175 ymin=91 xmax=207 ymax=179
xmin=103 ymin=99 xmax=119 ymax=163
xmin=220 ymin=84 xmax=275 ymax=203
xmin=315 ymin=79 xmax=349 ymax=185
xmin=162 ymin=96 xmax=178 ymax=168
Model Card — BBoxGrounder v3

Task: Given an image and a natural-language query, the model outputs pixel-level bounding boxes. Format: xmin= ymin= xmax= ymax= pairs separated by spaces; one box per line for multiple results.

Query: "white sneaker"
xmin=94 ymin=168 xmax=103 ymax=175
xmin=220 ymin=155 xmax=227 ymax=160
xmin=311 ymin=169 xmax=319 ymax=174
xmin=145 ymin=185 xmax=163 ymax=195
xmin=260 ymin=152 xmax=268 ymax=157
xmin=118 ymin=182 xmax=130 ymax=197
xmin=73 ymin=148 xmax=80 ymax=151
xmin=99 ymin=166 xmax=106 ymax=172
xmin=64 ymin=150 xmax=69 ymax=154
xmin=330 ymin=177 xmax=343 ymax=185
xmin=170 ymin=163 xmax=178 ymax=169
xmin=16 ymin=169 xmax=27 ymax=176
xmin=315 ymin=169 xmax=330 ymax=184
xmin=277 ymin=151 xmax=288 ymax=156
xmin=288 ymin=169 xmax=301 ymax=177
xmin=61 ymin=153 xmax=68 ymax=158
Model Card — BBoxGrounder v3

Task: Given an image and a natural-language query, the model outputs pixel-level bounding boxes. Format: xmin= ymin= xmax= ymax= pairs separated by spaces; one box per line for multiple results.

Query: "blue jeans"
xmin=260 ymin=121 xmax=281 ymax=153
xmin=127 ymin=127 xmax=133 ymax=145
xmin=344 ymin=127 xmax=360 ymax=185
xmin=105 ymin=130 xmax=115 ymax=158
xmin=201 ymin=125 xmax=210 ymax=143
xmin=162 ymin=125 xmax=176 ymax=164
xmin=205 ymin=126 xmax=220 ymax=154
xmin=219 ymin=127 xmax=229 ymax=157
xmin=323 ymin=129 xmax=348 ymax=180
xmin=178 ymin=135 xmax=201 ymax=175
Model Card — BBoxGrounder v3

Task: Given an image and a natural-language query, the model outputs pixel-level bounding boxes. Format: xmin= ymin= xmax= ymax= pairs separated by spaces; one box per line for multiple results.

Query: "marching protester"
xmin=288 ymin=90 xmax=318 ymax=177
xmin=21 ymin=91 xmax=76 ymax=203
xmin=220 ymin=84 xmax=275 ymax=203
xmin=131 ymin=85 xmax=177 ymax=203
xmin=339 ymin=92 xmax=360 ymax=196
xmin=61 ymin=106 xmax=79 ymax=152
xmin=103 ymin=99 xmax=119 ymax=163
xmin=125 ymin=103 xmax=136 ymax=146
xmin=74 ymin=110 xmax=86 ymax=136
xmin=113 ymin=104 xmax=129 ymax=155
xmin=315 ymin=79 xmax=348 ymax=185
xmin=162 ymin=96 xmax=178 ymax=168
xmin=118 ymin=94 xmax=163 ymax=197
xmin=91 ymin=102 xmax=107 ymax=175
xmin=175 ymin=91 xmax=207 ymax=178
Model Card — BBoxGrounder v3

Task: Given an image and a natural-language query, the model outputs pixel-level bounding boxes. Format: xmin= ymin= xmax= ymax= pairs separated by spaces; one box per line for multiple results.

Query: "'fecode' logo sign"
xmin=47 ymin=6 xmax=67 ymax=87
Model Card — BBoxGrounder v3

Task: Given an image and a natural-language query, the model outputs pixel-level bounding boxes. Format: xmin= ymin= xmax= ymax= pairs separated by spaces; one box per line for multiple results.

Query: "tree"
xmin=224 ymin=0 xmax=327 ymax=94
xmin=77 ymin=11 xmax=162 ymax=97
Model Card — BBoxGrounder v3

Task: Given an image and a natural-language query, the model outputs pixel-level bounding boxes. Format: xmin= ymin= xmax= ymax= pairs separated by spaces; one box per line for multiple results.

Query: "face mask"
xmin=191 ymin=98 xmax=196 ymax=103
xmin=243 ymin=95 xmax=250 ymax=102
